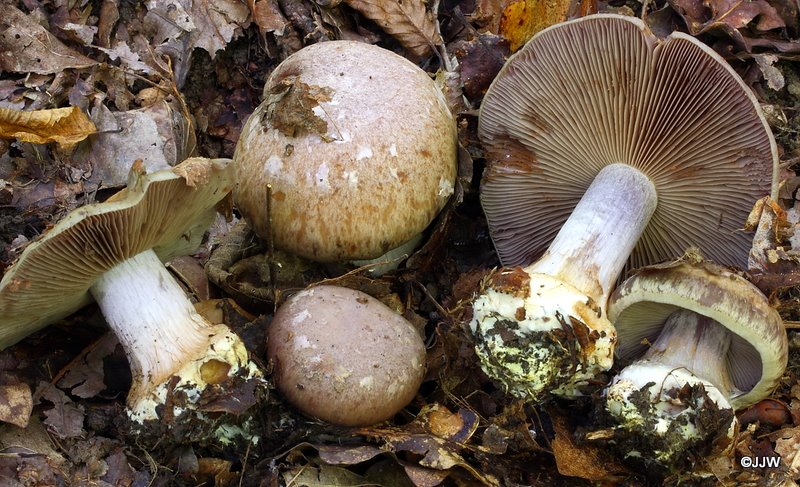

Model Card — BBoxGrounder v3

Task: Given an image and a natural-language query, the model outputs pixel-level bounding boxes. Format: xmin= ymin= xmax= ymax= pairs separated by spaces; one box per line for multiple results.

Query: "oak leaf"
xmin=0 ymin=6 xmax=96 ymax=74
xmin=344 ymin=0 xmax=441 ymax=58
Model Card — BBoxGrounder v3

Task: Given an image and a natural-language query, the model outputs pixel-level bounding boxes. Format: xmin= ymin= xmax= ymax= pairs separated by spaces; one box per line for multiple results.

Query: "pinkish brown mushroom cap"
xmin=267 ymin=285 xmax=426 ymax=426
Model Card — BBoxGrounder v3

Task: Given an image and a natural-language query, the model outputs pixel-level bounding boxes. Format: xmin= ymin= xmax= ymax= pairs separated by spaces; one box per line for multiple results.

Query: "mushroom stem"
xmin=470 ymin=163 xmax=656 ymax=399
xmin=90 ymin=249 xmax=253 ymax=421
xmin=605 ymin=310 xmax=736 ymax=464
xmin=638 ymin=309 xmax=734 ymax=395
xmin=528 ymin=163 xmax=657 ymax=303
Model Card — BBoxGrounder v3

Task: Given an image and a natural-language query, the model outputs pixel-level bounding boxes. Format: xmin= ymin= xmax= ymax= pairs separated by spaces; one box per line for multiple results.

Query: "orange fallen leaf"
xmin=550 ymin=411 xmax=627 ymax=481
xmin=499 ymin=0 xmax=573 ymax=52
xmin=0 ymin=106 xmax=96 ymax=149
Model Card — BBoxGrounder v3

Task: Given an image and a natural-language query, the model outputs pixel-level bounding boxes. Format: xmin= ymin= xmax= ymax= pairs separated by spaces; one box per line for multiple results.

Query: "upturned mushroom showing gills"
xmin=469 ymin=14 xmax=778 ymax=400
xmin=234 ymin=40 xmax=457 ymax=267
xmin=603 ymin=258 xmax=787 ymax=467
xmin=0 ymin=158 xmax=262 ymax=440
xmin=267 ymin=285 xmax=426 ymax=426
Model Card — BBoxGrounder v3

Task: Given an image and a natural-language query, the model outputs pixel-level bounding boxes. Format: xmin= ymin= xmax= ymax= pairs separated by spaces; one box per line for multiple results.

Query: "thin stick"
xmin=266 ymin=184 xmax=278 ymax=313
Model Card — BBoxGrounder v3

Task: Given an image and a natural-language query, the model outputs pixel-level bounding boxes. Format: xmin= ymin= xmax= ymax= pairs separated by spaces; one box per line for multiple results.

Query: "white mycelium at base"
xmin=470 ymin=274 xmax=616 ymax=397
xmin=604 ymin=310 xmax=736 ymax=462
xmin=89 ymin=249 xmax=260 ymax=422
xmin=471 ymin=163 xmax=657 ymax=398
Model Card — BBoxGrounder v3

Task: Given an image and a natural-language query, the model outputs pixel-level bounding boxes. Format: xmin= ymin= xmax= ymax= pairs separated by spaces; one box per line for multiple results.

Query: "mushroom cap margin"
xmin=608 ymin=259 xmax=787 ymax=409
xmin=0 ymin=157 xmax=235 ymax=349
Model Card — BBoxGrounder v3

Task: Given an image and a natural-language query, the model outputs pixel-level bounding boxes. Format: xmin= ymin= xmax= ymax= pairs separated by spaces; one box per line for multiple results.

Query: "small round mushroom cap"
xmin=609 ymin=258 xmax=788 ymax=409
xmin=235 ymin=40 xmax=457 ymax=262
xmin=0 ymin=158 xmax=234 ymax=348
xmin=267 ymin=285 xmax=426 ymax=426
xmin=479 ymin=14 xmax=777 ymax=270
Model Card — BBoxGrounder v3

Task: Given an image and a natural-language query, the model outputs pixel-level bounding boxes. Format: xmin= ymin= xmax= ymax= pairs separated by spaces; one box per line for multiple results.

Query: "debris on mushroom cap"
xmin=267 ymin=285 xmax=426 ymax=426
xmin=0 ymin=158 xmax=264 ymax=444
xmin=234 ymin=40 xmax=457 ymax=263
xmin=479 ymin=14 xmax=777 ymax=271
xmin=609 ymin=257 xmax=788 ymax=409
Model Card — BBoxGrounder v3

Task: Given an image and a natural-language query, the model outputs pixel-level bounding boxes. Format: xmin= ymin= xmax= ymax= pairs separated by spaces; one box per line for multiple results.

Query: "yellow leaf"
xmin=499 ymin=0 xmax=572 ymax=52
xmin=0 ymin=106 xmax=97 ymax=149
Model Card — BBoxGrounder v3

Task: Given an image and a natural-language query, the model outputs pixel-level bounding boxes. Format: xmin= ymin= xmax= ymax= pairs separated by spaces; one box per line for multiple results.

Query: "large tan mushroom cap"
xmin=479 ymin=14 xmax=777 ymax=270
xmin=235 ymin=40 xmax=457 ymax=262
xmin=609 ymin=258 xmax=788 ymax=409
xmin=0 ymin=158 xmax=234 ymax=348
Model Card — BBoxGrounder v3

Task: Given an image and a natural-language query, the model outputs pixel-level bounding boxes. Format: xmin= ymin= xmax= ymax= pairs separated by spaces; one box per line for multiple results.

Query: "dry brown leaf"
xmin=145 ymin=0 xmax=251 ymax=59
xmin=344 ymin=0 xmax=442 ymax=58
xmin=550 ymin=412 xmax=627 ymax=482
xmin=773 ymin=427 xmax=800 ymax=477
xmin=450 ymin=34 xmax=510 ymax=99
xmin=37 ymin=382 xmax=86 ymax=439
xmin=248 ymin=0 xmax=288 ymax=35
xmin=0 ymin=106 xmax=96 ymax=149
xmin=671 ymin=0 xmax=786 ymax=37
xmin=58 ymin=333 xmax=120 ymax=399
xmin=0 ymin=5 xmax=96 ymax=74
xmin=73 ymin=100 xmax=194 ymax=192
xmin=470 ymin=0 xmax=516 ymax=33
xmin=499 ymin=0 xmax=572 ymax=52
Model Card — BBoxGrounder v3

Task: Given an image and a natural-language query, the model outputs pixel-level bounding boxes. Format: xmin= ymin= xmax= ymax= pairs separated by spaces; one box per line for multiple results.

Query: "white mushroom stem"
xmin=527 ymin=163 xmax=657 ymax=303
xmin=90 ymin=248 xmax=254 ymax=422
xmin=605 ymin=310 xmax=736 ymax=463
xmin=470 ymin=163 xmax=657 ymax=398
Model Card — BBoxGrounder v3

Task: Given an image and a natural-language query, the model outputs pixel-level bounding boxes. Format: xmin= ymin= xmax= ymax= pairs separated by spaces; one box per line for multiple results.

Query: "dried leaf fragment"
xmin=551 ymin=411 xmax=626 ymax=481
xmin=499 ymin=0 xmax=571 ymax=52
xmin=773 ymin=427 xmax=800 ymax=476
xmin=670 ymin=0 xmax=786 ymax=37
xmin=0 ymin=5 xmax=96 ymax=74
xmin=344 ymin=0 xmax=442 ymax=58
xmin=265 ymin=78 xmax=332 ymax=138
xmin=0 ymin=383 xmax=33 ymax=428
xmin=0 ymin=106 xmax=97 ymax=149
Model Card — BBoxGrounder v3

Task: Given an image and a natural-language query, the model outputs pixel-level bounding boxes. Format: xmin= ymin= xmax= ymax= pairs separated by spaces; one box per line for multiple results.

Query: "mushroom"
xmin=267 ymin=285 xmax=426 ymax=426
xmin=0 ymin=158 xmax=262 ymax=435
xmin=469 ymin=14 xmax=777 ymax=400
xmin=234 ymin=40 xmax=457 ymax=267
xmin=603 ymin=257 xmax=787 ymax=466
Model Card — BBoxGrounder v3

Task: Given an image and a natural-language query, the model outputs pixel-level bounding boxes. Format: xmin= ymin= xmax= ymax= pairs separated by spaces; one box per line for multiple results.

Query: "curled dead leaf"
xmin=0 ymin=6 xmax=96 ymax=74
xmin=0 ymin=106 xmax=96 ymax=149
xmin=344 ymin=0 xmax=442 ymax=58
